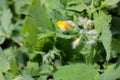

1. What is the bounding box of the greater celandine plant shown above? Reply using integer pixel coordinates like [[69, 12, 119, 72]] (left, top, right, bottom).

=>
[[56, 17, 98, 63], [20, 0, 120, 80]]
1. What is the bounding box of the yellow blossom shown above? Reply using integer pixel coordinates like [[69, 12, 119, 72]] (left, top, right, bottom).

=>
[[56, 21, 70, 31], [85, 20, 93, 29], [79, 17, 93, 29]]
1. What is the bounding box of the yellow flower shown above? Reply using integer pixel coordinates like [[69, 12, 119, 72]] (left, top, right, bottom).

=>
[[56, 21, 70, 31], [79, 17, 93, 29], [85, 20, 93, 28]]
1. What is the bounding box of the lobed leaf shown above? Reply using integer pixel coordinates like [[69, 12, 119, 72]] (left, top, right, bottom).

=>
[[54, 64, 98, 80], [66, 0, 87, 12], [101, 25, 112, 61], [0, 72, 5, 80], [94, 10, 112, 61], [95, 66, 120, 80], [21, 0, 54, 52], [93, 10, 111, 34], [101, 0, 120, 7], [0, 48, 10, 73]]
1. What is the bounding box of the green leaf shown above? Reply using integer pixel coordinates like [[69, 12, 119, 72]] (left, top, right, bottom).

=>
[[0, 48, 10, 72], [40, 64, 52, 74], [54, 64, 98, 80], [34, 36, 55, 52], [4, 71, 13, 80], [21, 0, 54, 52], [13, 0, 32, 14], [37, 32, 55, 40], [95, 66, 120, 80], [0, 27, 5, 44], [94, 0, 102, 7], [10, 60, 19, 76], [13, 75, 25, 80], [93, 10, 111, 34], [56, 33, 73, 39], [66, 0, 87, 12], [41, 0, 62, 13], [94, 12, 102, 34], [0, 72, 5, 80], [1, 9, 13, 34], [84, 0, 92, 5], [24, 61, 39, 76], [14, 71, 34, 80], [94, 10, 112, 61], [111, 38, 120, 53], [0, 35, 5, 44], [34, 32, 55, 52], [101, 24, 112, 61], [4, 47, 19, 76], [101, 0, 120, 7], [60, 0, 68, 7], [0, 0, 7, 9], [21, 70, 34, 80]]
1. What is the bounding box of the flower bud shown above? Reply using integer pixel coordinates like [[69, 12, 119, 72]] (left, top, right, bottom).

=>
[[78, 17, 88, 27], [78, 17, 93, 29], [65, 20, 76, 27], [85, 20, 93, 29], [43, 53, 55, 65], [86, 40, 96, 45], [86, 30, 97, 36], [79, 30, 85, 34], [72, 37, 80, 49]]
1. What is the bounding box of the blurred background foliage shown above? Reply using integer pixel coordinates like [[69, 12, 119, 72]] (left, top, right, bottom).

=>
[[0, 0, 120, 80]]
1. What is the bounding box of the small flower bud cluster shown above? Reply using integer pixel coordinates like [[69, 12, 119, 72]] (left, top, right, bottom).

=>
[[43, 53, 55, 65], [85, 30, 98, 45], [78, 17, 93, 29], [56, 17, 98, 49]]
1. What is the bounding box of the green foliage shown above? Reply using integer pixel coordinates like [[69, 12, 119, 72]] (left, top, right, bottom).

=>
[[95, 65, 120, 80], [24, 61, 39, 76], [101, 0, 120, 7], [93, 10, 111, 34], [0, 72, 5, 80], [13, 71, 34, 80], [41, 0, 62, 13], [13, 0, 32, 14], [21, 0, 120, 79], [101, 21, 112, 61], [0, 48, 10, 73], [0, 9, 13, 44], [111, 38, 120, 53], [21, 0, 54, 53], [0, 0, 6, 9], [93, 10, 112, 61], [54, 64, 98, 80], [0, 0, 120, 80], [65, 0, 87, 12]]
